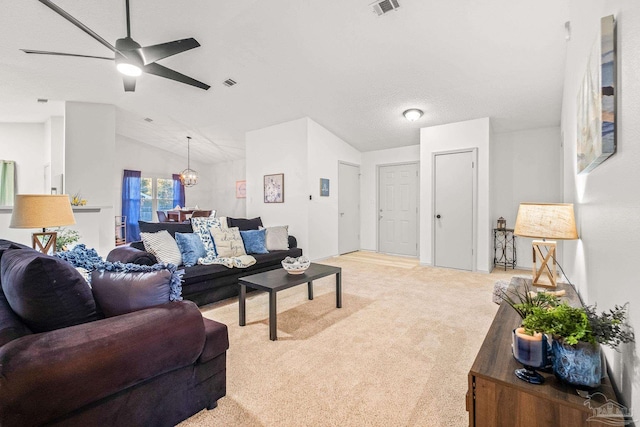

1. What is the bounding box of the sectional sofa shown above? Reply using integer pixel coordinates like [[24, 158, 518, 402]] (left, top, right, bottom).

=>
[[0, 239, 229, 427], [107, 217, 303, 306]]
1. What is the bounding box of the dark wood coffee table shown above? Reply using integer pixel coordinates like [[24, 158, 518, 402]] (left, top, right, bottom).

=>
[[238, 263, 342, 340]]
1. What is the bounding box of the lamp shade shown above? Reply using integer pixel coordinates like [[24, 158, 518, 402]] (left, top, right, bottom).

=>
[[514, 203, 578, 240], [10, 194, 76, 229]]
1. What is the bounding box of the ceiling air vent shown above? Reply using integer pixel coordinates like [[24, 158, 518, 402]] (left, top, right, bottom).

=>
[[144, 117, 153, 123], [223, 78, 237, 87], [370, 0, 399, 16]]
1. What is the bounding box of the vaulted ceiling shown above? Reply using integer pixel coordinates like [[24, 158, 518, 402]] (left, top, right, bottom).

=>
[[0, 0, 570, 163]]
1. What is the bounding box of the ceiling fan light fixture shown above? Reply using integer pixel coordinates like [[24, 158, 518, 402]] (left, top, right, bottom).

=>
[[403, 108, 423, 121], [116, 62, 142, 76]]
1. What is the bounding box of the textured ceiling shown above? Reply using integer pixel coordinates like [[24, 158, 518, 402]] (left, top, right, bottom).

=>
[[0, 0, 570, 163]]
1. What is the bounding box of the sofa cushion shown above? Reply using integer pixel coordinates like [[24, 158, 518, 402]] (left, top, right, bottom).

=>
[[140, 230, 183, 266], [198, 318, 230, 363], [227, 216, 263, 231], [191, 216, 224, 257], [240, 229, 269, 254], [174, 232, 207, 267], [138, 220, 193, 238], [0, 249, 98, 333], [91, 263, 183, 317], [263, 225, 290, 250], [0, 242, 33, 347], [210, 227, 247, 257], [106, 245, 157, 265]]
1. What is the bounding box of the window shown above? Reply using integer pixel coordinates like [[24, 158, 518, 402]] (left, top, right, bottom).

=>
[[140, 177, 174, 221], [157, 178, 174, 211]]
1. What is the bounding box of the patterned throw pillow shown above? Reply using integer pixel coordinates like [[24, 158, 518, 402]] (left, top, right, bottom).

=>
[[190, 217, 223, 257], [263, 225, 289, 251], [210, 227, 247, 257], [140, 230, 182, 266], [240, 229, 269, 254]]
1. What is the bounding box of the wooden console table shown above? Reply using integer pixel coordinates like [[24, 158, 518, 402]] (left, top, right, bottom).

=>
[[467, 282, 621, 427]]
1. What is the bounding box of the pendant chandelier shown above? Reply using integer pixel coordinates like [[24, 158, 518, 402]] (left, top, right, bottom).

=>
[[180, 136, 198, 187]]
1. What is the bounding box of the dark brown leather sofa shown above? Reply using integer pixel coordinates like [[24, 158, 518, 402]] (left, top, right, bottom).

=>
[[0, 239, 228, 427]]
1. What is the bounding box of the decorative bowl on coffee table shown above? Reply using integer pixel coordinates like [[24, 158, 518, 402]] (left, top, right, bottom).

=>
[[281, 256, 310, 274]]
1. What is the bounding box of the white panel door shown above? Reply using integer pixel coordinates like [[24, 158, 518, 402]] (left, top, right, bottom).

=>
[[338, 162, 360, 254], [434, 151, 474, 270], [378, 163, 419, 256]]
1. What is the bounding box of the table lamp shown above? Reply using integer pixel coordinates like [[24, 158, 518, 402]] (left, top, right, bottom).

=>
[[513, 203, 578, 288], [9, 194, 76, 254]]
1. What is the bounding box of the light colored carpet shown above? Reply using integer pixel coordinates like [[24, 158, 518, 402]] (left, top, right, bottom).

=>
[[179, 252, 525, 427]]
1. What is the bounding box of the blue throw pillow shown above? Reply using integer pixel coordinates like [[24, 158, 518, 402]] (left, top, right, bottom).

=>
[[240, 229, 269, 254], [174, 232, 207, 267]]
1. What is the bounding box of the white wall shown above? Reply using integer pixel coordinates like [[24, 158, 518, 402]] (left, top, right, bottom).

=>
[[561, 1, 640, 413], [0, 123, 47, 243], [0, 123, 46, 195], [246, 117, 361, 260], [491, 127, 563, 268], [420, 118, 491, 272], [114, 134, 215, 221], [65, 101, 115, 256], [307, 118, 361, 260], [209, 158, 246, 218], [49, 116, 64, 191], [246, 118, 309, 254], [360, 145, 420, 251]]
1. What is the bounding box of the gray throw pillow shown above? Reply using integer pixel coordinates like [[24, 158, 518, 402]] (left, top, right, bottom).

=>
[[263, 225, 289, 251]]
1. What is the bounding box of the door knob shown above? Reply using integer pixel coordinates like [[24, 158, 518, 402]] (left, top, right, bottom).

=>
[[436, 214, 441, 219]]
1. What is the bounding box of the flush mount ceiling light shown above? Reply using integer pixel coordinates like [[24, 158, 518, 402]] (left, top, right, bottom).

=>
[[403, 109, 423, 121], [180, 136, 198, 187]]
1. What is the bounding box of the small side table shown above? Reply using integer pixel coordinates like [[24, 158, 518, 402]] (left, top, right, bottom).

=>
[[493, 228, 516, 270]]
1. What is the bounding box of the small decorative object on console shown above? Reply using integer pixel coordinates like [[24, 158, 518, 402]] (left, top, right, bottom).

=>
[[512, 327, 549, 384], [497, 216, 506, 229], [281, 256, 310, 274]]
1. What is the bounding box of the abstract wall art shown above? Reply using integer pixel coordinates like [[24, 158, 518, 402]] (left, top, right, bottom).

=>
[[577, 15, 616, 174]]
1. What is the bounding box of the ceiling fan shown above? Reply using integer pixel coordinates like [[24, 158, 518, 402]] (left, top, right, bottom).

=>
[[21, 0, 210, 92]]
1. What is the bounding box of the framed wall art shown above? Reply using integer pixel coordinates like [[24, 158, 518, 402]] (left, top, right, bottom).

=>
[[577, 15, 616, 174], [264, 173, 284, 203], [320, 178, 330, 197], [236, 180, 246, 199]]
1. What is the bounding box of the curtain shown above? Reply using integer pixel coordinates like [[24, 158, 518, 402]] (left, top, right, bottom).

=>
[[172, 174, 185, 208], [0, 160, 16, 206], [122, 169, 142, 242]]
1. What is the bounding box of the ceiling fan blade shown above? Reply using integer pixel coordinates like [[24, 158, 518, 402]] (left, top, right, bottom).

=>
[[140, 38, 201, 65], [143, 63, 210, 90], [39, 0, 119, 54], [21, 49, 113, 60], [123, 75, 136, 92]]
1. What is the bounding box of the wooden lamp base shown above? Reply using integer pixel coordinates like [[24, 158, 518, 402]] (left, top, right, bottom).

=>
[[531, 240, 557, 288], [32, 231, 57, 254]]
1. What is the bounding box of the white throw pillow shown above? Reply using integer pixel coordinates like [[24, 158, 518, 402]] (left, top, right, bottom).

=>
[[263, 225, 289, 251], [140, 230, 183, 266], [210, 226, 247, 257]]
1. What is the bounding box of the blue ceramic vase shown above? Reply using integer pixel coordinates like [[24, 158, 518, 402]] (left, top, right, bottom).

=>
[[552, 340, 601, 389]]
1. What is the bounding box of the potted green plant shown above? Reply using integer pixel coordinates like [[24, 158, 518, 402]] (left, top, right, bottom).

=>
[[500, 283, 560, 384], [499, 282, 559, 319], [48, 227, 81, 252], [522, 303, 634, 389]]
